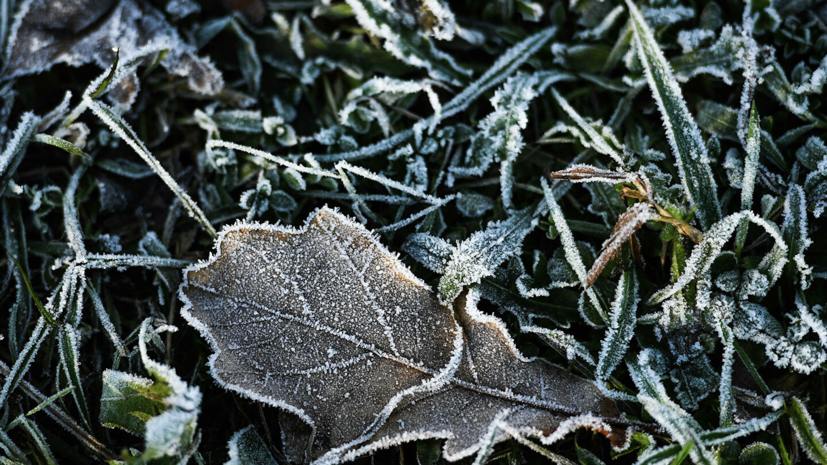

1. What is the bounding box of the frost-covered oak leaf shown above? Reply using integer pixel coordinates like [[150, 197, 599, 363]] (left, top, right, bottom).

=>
[[4, 0, 222, 96], [179, 208, 625, 464]]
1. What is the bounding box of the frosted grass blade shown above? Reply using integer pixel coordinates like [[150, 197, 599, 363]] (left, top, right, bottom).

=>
[[31, 134, 89, 158], [0, 112, 40, 198], [87, 286, 127, 356], [595, 269, 638, 401], [85, 98, 216, 237], [18, 417, 58, 465], [551, 89, 625, 167], [58, 326, 92, 431], [312, 28, 557, 162], [627, 0, 721, 230], [0, 319, 52, 409], [735, 102, 761, 257], [542, 178, 607, 324], [781, 184, 812, 288], [85, 254, 190, 270], [787, 397, 827, 464]]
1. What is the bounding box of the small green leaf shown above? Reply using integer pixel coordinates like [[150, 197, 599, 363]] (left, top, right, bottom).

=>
[[89, 47, 119, 99], [31, 134, 89, 158], [225, 426, 279, 465], [100, 370, 168, 437], [95, 158, 155, 179], [739, 442, 780, 465]]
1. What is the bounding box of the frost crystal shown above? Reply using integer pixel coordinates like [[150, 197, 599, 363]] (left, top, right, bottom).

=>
[[225, 426, 279, 465]]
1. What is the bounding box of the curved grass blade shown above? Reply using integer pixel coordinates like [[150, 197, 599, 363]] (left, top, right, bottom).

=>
[[89, 47, 119, 99], [787, 397, 827, 464], [85, 98, 216, 237], [4, 386, 74, 430], [10, 256, 57, 327], [0, 112, 40, 198], [31, 134, 88, 158]]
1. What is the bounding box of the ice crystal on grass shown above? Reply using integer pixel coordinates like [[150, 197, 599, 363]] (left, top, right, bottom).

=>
[[595, 270, 638, 400], [180, 208, 625, 463], [781, 184, 812, 289], [0, 112, 39, 198], [551, 90, 627, 167]]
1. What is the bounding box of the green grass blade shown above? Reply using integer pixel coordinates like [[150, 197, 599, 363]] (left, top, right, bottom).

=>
[[670, 441, 694, 465], [85, 98, 216, 237], [735, 101, 761, 258], [0, 319, 53, 409], [787, 397, 827, 464], [58, 327, 92, 431], [31, 134, 89, 158], [10, 256, 57, 327], [626, 0, 721, 230], [89, 47, 119, 99]]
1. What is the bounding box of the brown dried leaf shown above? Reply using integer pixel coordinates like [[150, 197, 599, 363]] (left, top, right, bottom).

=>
[[180, 208, 626, 463], [3, 0, 223, 97], [548, 164, 632, 183], [586, 202, 659, 288]]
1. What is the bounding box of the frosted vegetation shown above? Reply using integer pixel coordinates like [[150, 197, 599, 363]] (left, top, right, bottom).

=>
[[0, 0, 826, 464]]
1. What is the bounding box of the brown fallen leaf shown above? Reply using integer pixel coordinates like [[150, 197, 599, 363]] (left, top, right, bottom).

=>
[[3, 0, 223, 97], [586, 202, 659, 289], [180, 208, 629, 463], [548, 164, 633, 184], [548, 164, 703, 288]]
